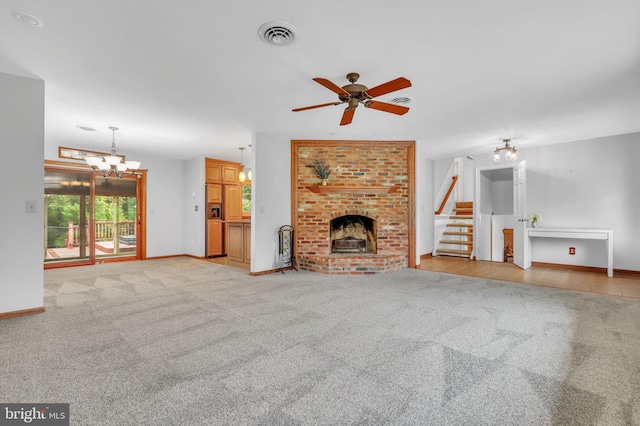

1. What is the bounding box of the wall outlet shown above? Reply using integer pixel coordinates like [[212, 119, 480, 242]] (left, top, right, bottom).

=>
[[569, 247, 576, 255]]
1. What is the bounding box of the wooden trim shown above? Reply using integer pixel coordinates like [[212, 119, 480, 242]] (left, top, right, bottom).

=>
[[306, 185, 400, 194], [0, 306, 45, 321], [532, 261, 640, 277], [435, 175, 458, 215], [137, 170, 147, 260], [145, 254, 206, 260], [407, 142, 416, 268], [58, 146, 125, 162], [291, 141, 299, 270]]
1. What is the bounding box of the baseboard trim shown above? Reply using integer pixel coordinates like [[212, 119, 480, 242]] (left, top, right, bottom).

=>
[[146, 254, 205, 261], [0, 306, 45, 321], [531, 261, 640, 277]]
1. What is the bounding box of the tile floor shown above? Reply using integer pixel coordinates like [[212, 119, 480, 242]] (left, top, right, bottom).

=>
[[208, 255, 640, 299], [419, 256, 640, 299]]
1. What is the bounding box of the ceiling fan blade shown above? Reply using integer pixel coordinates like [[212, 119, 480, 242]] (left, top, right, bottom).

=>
[[292, 101, 343, 112], [340, 107, 356, 126], [364, 100, 410, 115], [365, 77, 412, 98], [313, 78, 351, 96]]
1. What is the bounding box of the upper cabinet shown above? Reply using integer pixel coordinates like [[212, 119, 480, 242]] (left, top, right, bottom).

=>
[[222, 166, 239, 185], [205, 158, 242, 184], [206, 162, 222, 183]]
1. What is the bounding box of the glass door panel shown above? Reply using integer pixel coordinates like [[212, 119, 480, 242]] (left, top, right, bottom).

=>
[[44, 170, 91, 263], [94, 176, 138, 258]]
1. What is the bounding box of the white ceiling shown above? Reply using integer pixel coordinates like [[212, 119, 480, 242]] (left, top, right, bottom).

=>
[[1, 0, 639, 162]]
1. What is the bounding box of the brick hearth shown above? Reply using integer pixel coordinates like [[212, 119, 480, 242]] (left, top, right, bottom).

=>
[[292, 140, 415, 274]]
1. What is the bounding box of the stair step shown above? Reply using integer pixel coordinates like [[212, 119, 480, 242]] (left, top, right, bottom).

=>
[[443, 231, 473, 236], [436, 248, 472, 257], [456, 201, 473, 208], [450, 215, 473, 220], [453, 209, 473, 214], [440, 239, 473, 246], [446, 223, 473, 228]]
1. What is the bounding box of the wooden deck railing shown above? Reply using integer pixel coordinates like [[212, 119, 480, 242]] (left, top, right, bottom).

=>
[[66, 221, 136, 248], [434, 175, 458, 215]]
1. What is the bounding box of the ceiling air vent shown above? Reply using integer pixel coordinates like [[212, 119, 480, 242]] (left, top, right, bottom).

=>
[[258, 21, 298, 46], [389, 97, 411, 105]]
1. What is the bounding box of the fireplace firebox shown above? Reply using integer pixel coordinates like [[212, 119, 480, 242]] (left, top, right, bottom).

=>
[[330, 215, 376, 254]]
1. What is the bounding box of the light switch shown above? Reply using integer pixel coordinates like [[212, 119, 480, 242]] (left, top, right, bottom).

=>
[[25, 200, 37, 213]]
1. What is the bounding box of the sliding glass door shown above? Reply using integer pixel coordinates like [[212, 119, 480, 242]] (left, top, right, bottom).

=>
[[94, 176, 138, 259], [44, 170, 91, 264], [44, 165, 145, 267]]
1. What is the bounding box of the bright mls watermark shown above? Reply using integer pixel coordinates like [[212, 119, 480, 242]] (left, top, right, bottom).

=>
[[0, 404, 69, 425]]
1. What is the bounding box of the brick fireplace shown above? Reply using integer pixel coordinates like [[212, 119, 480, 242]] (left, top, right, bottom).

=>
[[292, 140, 415, 274]]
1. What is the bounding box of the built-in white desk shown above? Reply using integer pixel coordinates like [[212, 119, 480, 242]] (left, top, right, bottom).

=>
[[524, 227, 613, 277]]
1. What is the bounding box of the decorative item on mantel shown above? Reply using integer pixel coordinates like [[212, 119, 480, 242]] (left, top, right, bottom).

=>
[[308, 159, 331, 185], [528, 213, 542, 228]]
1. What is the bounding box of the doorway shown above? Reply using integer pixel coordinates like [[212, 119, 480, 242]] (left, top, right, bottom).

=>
[[474, 161, 526, 265], [44, 164, 146, 267]]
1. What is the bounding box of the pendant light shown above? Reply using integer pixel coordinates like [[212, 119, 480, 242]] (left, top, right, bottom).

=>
[[238, 147, 246, 182]]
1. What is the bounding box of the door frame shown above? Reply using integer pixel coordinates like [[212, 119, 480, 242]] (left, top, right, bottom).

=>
[[474, 160, 526, 263], [44, 160, 147, 268]]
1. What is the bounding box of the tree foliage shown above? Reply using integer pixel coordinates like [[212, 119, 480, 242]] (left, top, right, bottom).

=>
[[46, 195, 137, 248]]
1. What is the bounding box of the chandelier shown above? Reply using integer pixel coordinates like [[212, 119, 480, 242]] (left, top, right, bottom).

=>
[[84, 127, 141, 177], [493, 139, 517, 162]]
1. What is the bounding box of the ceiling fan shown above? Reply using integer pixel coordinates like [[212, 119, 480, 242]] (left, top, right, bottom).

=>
[[292, 72, 412, 126]]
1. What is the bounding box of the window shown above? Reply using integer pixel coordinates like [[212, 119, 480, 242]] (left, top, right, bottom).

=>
[[242, 182, 251, 217]]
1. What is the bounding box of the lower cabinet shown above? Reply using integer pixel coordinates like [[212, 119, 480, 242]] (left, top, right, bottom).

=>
[[206, 220, 223, 256], [227, 222, 250, 268]]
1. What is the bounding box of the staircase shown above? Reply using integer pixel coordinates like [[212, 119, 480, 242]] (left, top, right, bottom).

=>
[[436, 201, 473, 258]]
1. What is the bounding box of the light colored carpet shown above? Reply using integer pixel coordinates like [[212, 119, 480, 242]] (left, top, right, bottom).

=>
[[2, 257, 640, 425]]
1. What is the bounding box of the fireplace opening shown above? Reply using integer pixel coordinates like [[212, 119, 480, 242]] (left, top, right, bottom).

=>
[[330, 215, 376, 254]]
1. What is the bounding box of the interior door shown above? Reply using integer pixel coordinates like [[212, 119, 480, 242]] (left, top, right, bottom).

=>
[[512, 161, 527, 268]]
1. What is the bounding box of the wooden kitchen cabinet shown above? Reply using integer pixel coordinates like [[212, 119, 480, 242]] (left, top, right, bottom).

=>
[[224, 185, 243, 221], [206, 162, 222, 183], [206, 220, 223, 256], [222, 166, 239, 185], [204, 158, 245, 258], [206, 183, 222, 203], [227, 222, 250, 268]]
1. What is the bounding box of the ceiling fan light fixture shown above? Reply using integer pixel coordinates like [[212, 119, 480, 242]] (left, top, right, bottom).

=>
[[258, 21, 298, 46]]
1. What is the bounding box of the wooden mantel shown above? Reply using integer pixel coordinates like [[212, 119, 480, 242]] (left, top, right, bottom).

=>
[[305, 185, 400, 194]]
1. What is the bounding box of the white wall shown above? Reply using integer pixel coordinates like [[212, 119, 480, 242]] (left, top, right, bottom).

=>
[[142, 154, 189, 257], [182, 157, 205, 257], [0, 72, 45, 314], [252, 133, 291, 272], [437, 132, 640, 271], [416, 140, 434, 259]]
